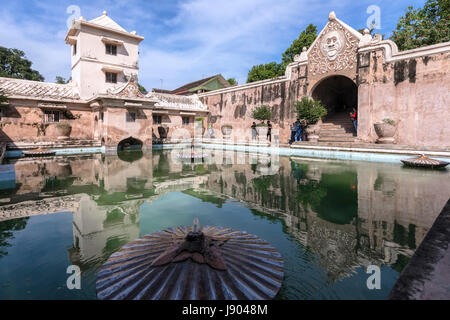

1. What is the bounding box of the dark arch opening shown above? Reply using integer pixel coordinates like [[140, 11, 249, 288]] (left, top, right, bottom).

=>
[[312, 75, 357, 117], [117, 137, 143, 152]]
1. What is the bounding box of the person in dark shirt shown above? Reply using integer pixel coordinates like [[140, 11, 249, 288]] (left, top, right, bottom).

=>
[[290, 122, 297, 144], [267, 120, 272, 142], [251, 122, 257, 140], [294, 118, 302, 142]]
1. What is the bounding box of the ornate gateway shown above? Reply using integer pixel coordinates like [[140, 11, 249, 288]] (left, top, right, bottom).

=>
[[308, 14, 359, 76]]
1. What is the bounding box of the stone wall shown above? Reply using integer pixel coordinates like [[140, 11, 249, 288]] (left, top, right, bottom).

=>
[[357, 46, 450, 147], [102, 107, 153, 150], [199, 78, 302, 143], [0, 101, 95, 144]]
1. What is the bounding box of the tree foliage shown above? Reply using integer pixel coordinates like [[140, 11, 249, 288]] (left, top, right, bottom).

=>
[[294, 97, 327, 125], [247, 62, 284, 83], [281, 24, 317, 67], [138, 83, 147, 94], [251, 105, 272, 121], [0, 89, 7, 104], [55, 76, 68, 84], [227, 77, 237, 86], [247, 24, 317, 83], [391, 0, 450, 51], [0, 46, 44, 81]]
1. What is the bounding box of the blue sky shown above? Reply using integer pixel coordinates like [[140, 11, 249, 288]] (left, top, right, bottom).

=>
[[0, 0, 427, 90]]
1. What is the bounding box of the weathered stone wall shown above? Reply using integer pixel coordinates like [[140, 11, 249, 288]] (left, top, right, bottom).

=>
[[0, 101, 95, 143], [102, 107, 153, 149], [200, 77, 304, 143], [357, 48, 450, 147], [151, 113, 196, 141]]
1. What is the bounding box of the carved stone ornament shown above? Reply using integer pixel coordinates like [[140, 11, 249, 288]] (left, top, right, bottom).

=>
[[108, 75, 145, 98], [309, 21, 359, 76]]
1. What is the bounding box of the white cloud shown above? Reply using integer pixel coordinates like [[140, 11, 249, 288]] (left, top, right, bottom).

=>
[[0, 10, 71, 82], [1, 0, 386, 89]]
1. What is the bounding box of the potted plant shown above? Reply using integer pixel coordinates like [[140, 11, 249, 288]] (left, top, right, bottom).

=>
[[221, 124, 232, 138], [374, 118, 396, 144], [294, 97, 327, 142], [251, 105, 272, 142], [54, 122, 72, 140], [195, 116, 205, 136]]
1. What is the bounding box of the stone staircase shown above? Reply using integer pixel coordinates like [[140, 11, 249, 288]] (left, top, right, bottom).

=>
[[319, 113, 357, 143]]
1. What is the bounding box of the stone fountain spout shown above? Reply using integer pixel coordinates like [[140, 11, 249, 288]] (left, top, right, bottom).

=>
[[151, 218, 228, 270]]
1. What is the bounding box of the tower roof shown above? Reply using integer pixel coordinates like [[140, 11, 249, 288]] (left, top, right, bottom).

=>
[[89, 11, 127, 32]]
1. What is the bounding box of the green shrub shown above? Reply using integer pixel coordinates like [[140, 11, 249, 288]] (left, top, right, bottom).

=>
[[382, 118, 395, 126], [251, 105, 272, 121], [294, 97, 327, 125]]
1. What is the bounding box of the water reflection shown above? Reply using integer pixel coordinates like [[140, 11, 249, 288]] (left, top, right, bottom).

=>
[[0, 150, 449, 298]]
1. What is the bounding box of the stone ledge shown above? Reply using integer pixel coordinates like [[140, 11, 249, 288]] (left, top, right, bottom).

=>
[[291, 142, 450, 158], [389, 199, 450, 300]]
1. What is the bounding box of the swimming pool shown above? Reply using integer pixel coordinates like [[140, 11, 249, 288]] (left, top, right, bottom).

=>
[[0, 148, 449, 299]]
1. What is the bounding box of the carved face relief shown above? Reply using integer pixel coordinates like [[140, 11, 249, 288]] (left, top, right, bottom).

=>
[[320, 31, 344, 61]]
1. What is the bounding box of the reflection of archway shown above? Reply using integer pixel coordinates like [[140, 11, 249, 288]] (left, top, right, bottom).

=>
[[117, 137, 143, 152], [312, 76, 357, 117]]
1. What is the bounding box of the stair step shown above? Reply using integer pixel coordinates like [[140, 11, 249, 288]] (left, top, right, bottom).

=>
[[321, 128, 354, 133], [319, 137, 357, 142], [321, 125, 352, 129], [320, 133, 356, 138]]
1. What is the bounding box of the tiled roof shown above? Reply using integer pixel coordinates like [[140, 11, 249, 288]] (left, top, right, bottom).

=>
[[170, 74, 231, 95], [0, 77, 80, 101]]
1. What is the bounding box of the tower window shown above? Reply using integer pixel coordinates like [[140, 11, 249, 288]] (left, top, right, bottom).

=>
[[126, 112, 136, 122], [105, 72, 117, 83], [182, 116, 190, 125], [72, 44, 77, 56], [105, 43, 117, 55], [153, 115, 162, 124], [44, 110, 60, 123]]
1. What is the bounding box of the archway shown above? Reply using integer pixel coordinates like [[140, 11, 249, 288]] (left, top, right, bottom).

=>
[[311, 75, 357, 118], [117, 137, 143, 152]]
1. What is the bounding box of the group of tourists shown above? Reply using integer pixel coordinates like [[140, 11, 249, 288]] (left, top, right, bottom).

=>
[[251, 121, 273, 142], [289, 119, 307, 144]]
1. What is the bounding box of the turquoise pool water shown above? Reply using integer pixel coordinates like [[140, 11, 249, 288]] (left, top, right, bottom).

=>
[[0, 149, 449, 300]]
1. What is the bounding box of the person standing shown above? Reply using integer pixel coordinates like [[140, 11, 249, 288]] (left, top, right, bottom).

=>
[[208, 124, 214, 138], [267, 120, 272, 142], [251, 122, 257, 141], [350, 108, 357, 133], [301, 119, 308, 141], [290, 122, 297, 144], [294, 118, 302, 142]]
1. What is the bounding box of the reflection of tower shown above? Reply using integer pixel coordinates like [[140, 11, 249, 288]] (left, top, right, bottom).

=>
[[67, 154, 153, 270], [68, 194, 141, 270]]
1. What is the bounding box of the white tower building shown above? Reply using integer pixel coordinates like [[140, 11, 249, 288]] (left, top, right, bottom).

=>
[[65, 11, 144, 99]]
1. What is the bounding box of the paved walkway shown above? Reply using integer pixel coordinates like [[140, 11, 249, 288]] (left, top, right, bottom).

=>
[[389, 199, 450, 300]]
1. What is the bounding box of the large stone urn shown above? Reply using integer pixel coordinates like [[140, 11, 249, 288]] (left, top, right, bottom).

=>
[[256, 126, 268, 143], [374, 122, 396, 144], [305, 124, 321, 143], [221, 125, 232, 140], [54, 122, 72, 140], [194, 120, 205, 137]]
